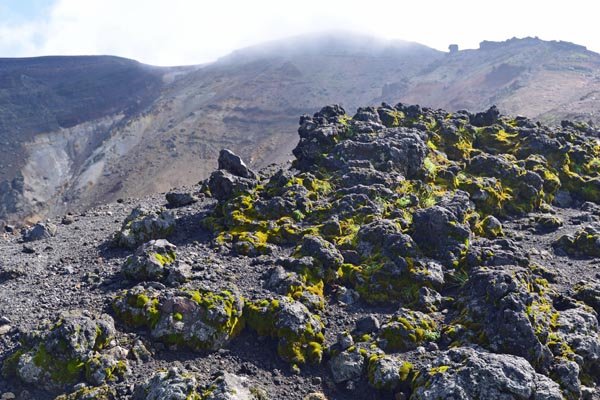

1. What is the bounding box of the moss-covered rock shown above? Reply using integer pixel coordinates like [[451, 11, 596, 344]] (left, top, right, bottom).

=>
[[475, 215, 504, 238], [367, 354, 413, 391], [244, 297, 324, 367], [2, 312, 128, 393], [121, 239, 177, 282], [113, 285, 244, 351], [378, 308, 439, 352]]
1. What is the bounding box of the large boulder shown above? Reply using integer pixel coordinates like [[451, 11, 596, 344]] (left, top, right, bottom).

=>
[[457, 267, 554, 372], [112, 285, 244, 351], [121, 239, 178, 282], [218, 149, 257, 179], [330, 128, 427, 178], [115, 206, 175, 249], [411, 347, 563, 400], [411, 204, 471, 265], [22, 222, 57, 242], [245, 297, 324, 366], [133, 367, 199, 400], [208, 170, 257, 202], [3, 312, 128, 392]]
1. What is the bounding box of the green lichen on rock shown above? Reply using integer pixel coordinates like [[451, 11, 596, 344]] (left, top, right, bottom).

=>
[[244, 297, 324, 366], [112, 285, 162, 329], [367, 354, 413, 390], [553, 225, 600, 257], [475, 215, 504, 238], [112, 285, 244, 351], [378, 308, 439, 352], [121, 239, 177, 282], [2, 312, 128, 393], [411, 347, 563, 400]]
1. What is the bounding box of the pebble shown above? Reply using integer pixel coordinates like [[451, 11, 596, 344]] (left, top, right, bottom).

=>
[[0, 325, 11, 335]]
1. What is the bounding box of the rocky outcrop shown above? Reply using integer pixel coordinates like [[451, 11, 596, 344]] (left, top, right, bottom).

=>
[[2, 103, 600, 399]]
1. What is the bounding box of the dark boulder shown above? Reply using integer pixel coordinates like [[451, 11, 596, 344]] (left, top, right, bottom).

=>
[[217, 149, 257, 179]]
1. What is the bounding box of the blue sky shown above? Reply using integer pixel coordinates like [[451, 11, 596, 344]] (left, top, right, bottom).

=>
[[0, 0, 54, 22], [1, 0, 599, 66]]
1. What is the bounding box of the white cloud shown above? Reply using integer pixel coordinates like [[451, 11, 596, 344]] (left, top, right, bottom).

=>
[[0, 0, 599, 66]]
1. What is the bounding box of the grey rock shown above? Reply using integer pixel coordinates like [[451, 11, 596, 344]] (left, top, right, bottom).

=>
[[367, 355, 410, 390], [150, 287, 244, 351], [208, 170, 257, 201], [205, 372, 264, 400], [337, 332, 354, 350], [552, 360, 581, 399], [411, 347, 562, 400], [554, 307, 600, 374], [412, 204, 471, 265], [266, 266, 302, 295], [573, 279, 600, 316], [336, 286, 359, 305], [218, 149, 257, 179], [459, 267, 554, 372], [331, 128, 427, 178], [131, 339, 152, 362], [122, 239, 177, 282], [297, 235, 344, 277], [470, 105, 500, 127], [9, 312, 127, 391], [61, 215, 75, 225], [115, 206, 176, 249], [329, 349, 365, 383], [354, 315, 380, 334], [22, 222, 57, 242], [166, 191, 198, 207], [0, 324, 11, 336], [133, 367, 198, 400], [554, 190, 574, 208], [165, 261, 192, 285]]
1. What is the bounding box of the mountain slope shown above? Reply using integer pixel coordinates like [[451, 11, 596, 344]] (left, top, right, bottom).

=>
[[393, 37, 600, 123], [2, 34, 600, 225]]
